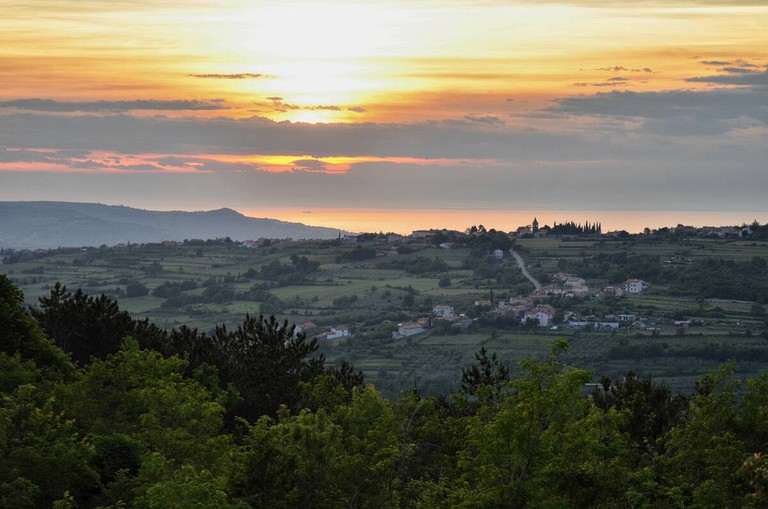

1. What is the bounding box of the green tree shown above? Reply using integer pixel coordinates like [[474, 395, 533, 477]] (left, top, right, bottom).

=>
[[32, 283, 134, 364], [137, 462, 240, 509], [0, 275, 72, 377], [653, 364, 747, 507], [125, 281, 149, 298], [232, 410, 344, 508], [460, 346, 509, 399], [212, 314, 322, 420], [56, 340, 234, 471], [592, 371, 688, 462], [331, 386, 405, 508], [453, 340, 628, 507], [0, 385, 99, 507]]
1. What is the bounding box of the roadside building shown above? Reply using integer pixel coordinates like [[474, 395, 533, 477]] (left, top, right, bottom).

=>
[[523, 304, 556, 327]]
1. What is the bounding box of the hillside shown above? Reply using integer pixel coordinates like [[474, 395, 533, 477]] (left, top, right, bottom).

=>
[[4, 232, 767, 397], [0, 201, 343, 248]]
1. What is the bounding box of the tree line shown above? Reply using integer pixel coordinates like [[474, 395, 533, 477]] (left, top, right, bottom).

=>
[[2, 274, 768, 507]]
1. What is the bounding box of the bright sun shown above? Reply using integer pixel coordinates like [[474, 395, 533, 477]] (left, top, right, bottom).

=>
[[187, 1, 407, 121], [238, 3, 394, 60], [289, 110, 337, 124]]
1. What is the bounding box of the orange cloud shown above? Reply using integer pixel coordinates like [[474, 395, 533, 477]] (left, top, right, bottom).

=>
[[0, 149, 505, 175], [200, 154, 505, 174]]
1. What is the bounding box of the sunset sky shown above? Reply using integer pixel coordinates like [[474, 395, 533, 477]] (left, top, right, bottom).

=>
[[1, 0, 767, 232]]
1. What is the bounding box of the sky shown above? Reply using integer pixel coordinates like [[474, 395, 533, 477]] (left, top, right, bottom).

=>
[[1, 0, 767, 232]]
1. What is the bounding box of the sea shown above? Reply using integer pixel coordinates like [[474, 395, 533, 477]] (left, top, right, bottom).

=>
[[240, 208, 768, 236]]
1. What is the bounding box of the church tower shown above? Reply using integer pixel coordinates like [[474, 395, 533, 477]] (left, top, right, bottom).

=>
[[532, 217, 539, 233]]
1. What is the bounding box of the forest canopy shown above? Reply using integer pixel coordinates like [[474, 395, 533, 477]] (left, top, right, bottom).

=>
[[1, 274, 768, 508]]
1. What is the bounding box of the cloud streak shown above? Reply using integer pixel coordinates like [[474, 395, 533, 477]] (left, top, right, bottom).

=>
[[686, 70, 768, 86], [190, 73, 274, 79], [258, 97, 366, 114], [551, 88, 768, 134], [594, 66, 653, 73], [0, 98, 228, 112]]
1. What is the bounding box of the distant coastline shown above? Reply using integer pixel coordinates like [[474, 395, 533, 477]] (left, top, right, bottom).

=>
[[239, 207, 768, 236]]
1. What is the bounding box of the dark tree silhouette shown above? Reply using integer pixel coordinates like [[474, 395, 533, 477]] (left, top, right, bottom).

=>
[[461, 346, 510, 397], [213, 314, 323, 420]]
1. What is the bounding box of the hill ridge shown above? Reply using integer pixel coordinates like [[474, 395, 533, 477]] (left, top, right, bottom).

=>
[[0, 201, 343, 249]]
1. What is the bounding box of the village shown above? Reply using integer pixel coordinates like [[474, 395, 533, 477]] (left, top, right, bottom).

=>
[[389, 271, 651, 341], [284, 217, 666, 344]]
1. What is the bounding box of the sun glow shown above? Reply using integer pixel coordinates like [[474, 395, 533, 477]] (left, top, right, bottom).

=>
[[182, 2, 405, 121], [5, 0, 762, 124], [237, 3, 398, 60]]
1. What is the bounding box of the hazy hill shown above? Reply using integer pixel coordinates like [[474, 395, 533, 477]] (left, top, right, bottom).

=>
[[0, 201, 343, 249]]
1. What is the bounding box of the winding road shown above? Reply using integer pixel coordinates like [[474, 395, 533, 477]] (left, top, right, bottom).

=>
[[510, 248, 541, 290]]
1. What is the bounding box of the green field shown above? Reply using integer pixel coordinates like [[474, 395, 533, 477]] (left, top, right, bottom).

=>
[[3, 234, 767, 397]]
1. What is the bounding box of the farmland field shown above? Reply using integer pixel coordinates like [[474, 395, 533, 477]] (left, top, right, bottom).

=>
[[3, 233, 767, 397]]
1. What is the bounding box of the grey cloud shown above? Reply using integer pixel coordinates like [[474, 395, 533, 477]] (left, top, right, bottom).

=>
[[699, 59, 762, 68], [594, 66, 652, 73], [70, 159, 105, 169], [0, 111, 605, 161], [2, 108, 767, 214], [262, 97, 361, 113], [685, 70, 768, 86], [640, 117, 736, 137], [291, 159, 330, 171], [463, 115, 504, 125], [721, 67, 757, 74], [69, 159, 172, 172], [571, 82, 628, 87], [67, 158, 186, 172], [0, 147, 54, 163], [733, 59, 761, 68], [110, 164, 162, 172], [264, 98, 301, 111], [155, 156, 195, 167], [551, 88, 768, 133], [5, 148, 767, 215], [1, 101, 764, 178], [0, 147, 93, 164], [0, 98, 229, 112]]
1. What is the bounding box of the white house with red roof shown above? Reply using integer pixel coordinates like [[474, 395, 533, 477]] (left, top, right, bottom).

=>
[[393, 322, 427, 339], [523, 304, 556, 327]]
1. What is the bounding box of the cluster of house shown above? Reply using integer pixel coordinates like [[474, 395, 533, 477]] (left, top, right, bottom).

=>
[[295, 321, 351, 341], [392, 304, 473, 339], [477, 275, 649, 329], [603, 279, 647, 297], [670, 224, 748, 238], [536, 272, 590, 298], [304, 275, 650, 341], [391, 273, 651, 338]]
